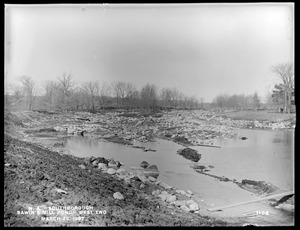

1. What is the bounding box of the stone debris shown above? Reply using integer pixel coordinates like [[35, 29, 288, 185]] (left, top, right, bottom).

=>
[[144, 165, 160, 178], [98, 163, 108, 171], [158, 181, 173, 190], [113, 192, 124, 200], [116, 168, 126, 174], [148, 176, 157, 182], [140, 161, 150, 169], [78, 164, 86, 170], [186, 190, 193, 195], [106, 168, 116, 175], [55, 188, 68, 194]]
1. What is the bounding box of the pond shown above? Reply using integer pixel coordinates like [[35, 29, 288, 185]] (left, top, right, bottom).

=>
[[63, 128, 294, 226]]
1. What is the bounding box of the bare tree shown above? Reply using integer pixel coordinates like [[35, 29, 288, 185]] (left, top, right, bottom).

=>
[[124, 82, 137, 109], [11, 84, 24, 104], [43, 80, 57, 110], [19, 76, 36, 110], [140, 84, 158, 111], [111, 81, 128, 109], [252, 92, 261, 111], [271, 63, 294, 113], [160, 88, 173, 108], [96, 82, 111, 110], [57, 72, 76, 110], [83, 81, 98, 110]]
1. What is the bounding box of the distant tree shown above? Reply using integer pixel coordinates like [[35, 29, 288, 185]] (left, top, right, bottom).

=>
[[96, 82, 112, 110], [11, 84, 24, 104], [42, 80, 57, 110], [160, 88, 173, 108], [19, 76, 36, 110], [271, 63, 294, 113], [111, 81, 128, 109], [252, 92, 261, 111], [213, 93, 229, 111], [83, 81, 98, 110], [140, 84, 158, 111], [57, 72, 76, 110], [124, 82, 137, 109]]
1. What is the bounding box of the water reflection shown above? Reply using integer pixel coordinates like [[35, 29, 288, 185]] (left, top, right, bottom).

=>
[[65, 128, 294, 226]]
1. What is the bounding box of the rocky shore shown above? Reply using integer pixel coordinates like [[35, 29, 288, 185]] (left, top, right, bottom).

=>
[[4, 109, 294, 226], [4, 133, 236, 227]]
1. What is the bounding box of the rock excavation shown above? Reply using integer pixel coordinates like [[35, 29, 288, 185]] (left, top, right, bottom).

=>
[[4, 108, 294, 226]]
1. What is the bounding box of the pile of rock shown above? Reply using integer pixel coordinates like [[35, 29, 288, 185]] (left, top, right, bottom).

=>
[[177, 148, 201, 162], [151, 188, 200, 213]]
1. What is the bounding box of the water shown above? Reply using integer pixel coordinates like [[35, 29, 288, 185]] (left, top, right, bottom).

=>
[[64, 129, 294, 226]]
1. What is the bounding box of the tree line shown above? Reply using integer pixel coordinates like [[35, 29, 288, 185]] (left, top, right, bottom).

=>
[[7, 74, 201, 112]]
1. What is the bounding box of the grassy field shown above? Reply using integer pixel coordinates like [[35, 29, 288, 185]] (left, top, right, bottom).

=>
[[222, 110, 296, 122]]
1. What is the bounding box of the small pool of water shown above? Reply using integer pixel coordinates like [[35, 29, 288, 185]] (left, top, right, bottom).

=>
[[63, 128, 294, 226]]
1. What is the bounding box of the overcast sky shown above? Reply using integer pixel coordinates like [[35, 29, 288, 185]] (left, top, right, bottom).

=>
[[5, 3, 294, 102]]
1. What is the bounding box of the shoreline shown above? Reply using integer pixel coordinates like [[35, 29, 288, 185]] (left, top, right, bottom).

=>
[[4, 109, 294, 226]]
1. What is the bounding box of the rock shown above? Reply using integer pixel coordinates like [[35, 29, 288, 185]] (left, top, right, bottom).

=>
[[144, 165, 160, 178], [113, 192, 124, 200], [177, 148, 201, 162], [176, 190, 187, 195], [172, 200, 186, 207], [158, 194, 167, 201], [4, 163, 10, 167], [116, 168, 126, 174], [186, 193, 192, 198], [241, 137, 247, 140], [180, 206, 191, 212], [140, 183, 145, 189], [106, 168, 116, 175], [166, 195, 177, 203], [98, 163, 108, 171], [159, 181, 173, 190], [98, 157, 109, 165], [137, 174, 148, 183], [90, 156, 96, 163], [140, 161, 149, 169], [186, 200, 199, 211], [161, 191, 169, 195], [148, 176, 157, 182], [78, 164, 86, 170], [55, 188, 68, 194], [116, 161, 123, 168], [186, 190, 193, 195], [53, 142, 64, 147], [151, 189, 160, 196], [108, 158, 118, 169]]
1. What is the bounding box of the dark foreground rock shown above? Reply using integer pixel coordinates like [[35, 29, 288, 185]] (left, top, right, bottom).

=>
[[4, 134, 232, 227], [177, 148, 201, 162]]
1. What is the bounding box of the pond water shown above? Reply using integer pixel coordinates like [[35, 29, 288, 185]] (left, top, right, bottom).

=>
[[63, 128, 294, 226]]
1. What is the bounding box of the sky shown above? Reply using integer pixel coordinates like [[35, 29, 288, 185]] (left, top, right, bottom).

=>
[[5, 3, 294, 102]]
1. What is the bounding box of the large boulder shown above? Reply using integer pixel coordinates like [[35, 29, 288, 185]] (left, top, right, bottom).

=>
[[177, 148, 201, 162], [144, 165, 159, 179]]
